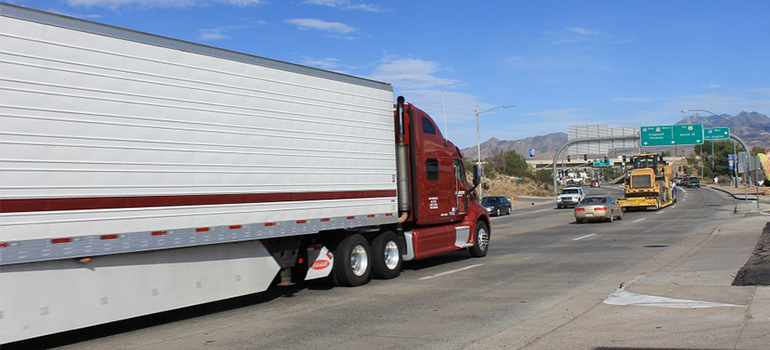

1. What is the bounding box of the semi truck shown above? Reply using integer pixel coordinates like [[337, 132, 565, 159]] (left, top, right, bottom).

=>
[[619, 153, 674, 211], [0, 4, 491, 344]]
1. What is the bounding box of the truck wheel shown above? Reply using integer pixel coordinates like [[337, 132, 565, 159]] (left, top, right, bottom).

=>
[[334, 234, 371, 287], [469, 221, 490, 258], [371, 231, 402, 279]]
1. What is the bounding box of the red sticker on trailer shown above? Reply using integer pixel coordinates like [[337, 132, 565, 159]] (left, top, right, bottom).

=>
[[311, 260, 331, 270]]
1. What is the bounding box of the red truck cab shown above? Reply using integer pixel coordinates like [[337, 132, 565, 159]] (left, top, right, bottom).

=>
[[395, 97, 490, 260]]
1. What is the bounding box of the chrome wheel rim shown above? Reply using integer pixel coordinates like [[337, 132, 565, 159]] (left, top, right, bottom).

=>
[[350, 244, 369, 277], [477, 226, 489, 251], [383, 240, 400, 270]]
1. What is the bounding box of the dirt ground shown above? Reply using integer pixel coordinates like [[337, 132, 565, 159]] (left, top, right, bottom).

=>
[[481, 175, 554, 199]]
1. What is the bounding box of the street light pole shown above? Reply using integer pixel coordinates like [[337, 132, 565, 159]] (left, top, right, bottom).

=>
[[681, 109, 737, 186], [476, 105, 514, 197]]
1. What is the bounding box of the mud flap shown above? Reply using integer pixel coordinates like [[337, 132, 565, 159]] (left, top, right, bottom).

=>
[[304, 245, 334, 281]]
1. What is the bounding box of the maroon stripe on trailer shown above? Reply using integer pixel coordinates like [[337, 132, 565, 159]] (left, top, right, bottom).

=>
[[0, 190, 397, 213]]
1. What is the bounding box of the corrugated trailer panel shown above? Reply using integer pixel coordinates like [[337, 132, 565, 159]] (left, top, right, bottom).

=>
[[0, 10, 397, 242]]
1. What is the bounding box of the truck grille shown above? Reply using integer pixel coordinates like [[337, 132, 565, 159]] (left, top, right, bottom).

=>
[[631, 175, 652, 189]]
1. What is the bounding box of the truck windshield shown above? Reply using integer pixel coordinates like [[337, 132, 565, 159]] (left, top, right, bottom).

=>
[[562, 189, 580, 194]]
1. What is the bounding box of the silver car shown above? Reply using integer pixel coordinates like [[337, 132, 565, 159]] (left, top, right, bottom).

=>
[[574, 196, 622, 223]]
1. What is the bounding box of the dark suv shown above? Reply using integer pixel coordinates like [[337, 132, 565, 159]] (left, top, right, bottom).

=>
[[481, 196, 512, 216]]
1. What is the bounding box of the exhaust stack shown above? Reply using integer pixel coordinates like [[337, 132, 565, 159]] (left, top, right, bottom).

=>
[[395, 96, 411, 220]]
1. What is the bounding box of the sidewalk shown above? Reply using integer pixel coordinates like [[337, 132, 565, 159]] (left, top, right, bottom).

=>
[[467, 202, 770, 349]]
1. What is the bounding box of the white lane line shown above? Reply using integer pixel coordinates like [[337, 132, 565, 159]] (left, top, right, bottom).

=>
[[633, 218, 646, 223], [657, 210, 666, 215], [419, 263, 484, 280], [573, 233, 597, 241], [530, 208, 550, 213]]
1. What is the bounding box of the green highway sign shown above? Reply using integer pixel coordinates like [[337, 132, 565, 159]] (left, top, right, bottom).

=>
[[640, 124, 703, 146], [673, 124, 704, 145], [704, 127, 730, 140], [640, 125, 673, 146], [592, 159, 612, 167]]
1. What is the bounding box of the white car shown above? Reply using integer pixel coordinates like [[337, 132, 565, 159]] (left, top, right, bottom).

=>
[[557, 187, 585, 209]]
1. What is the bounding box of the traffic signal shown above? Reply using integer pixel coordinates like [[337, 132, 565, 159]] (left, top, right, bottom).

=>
[[584, 154, 588, 161], [622, 155, 627, 163], [567, 155, 571, 162]]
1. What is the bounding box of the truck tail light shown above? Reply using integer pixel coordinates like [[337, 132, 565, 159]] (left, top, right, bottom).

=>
[[51, 238, 72, 244]]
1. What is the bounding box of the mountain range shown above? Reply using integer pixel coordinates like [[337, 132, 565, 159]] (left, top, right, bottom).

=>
[[462, 111, 770, 160]]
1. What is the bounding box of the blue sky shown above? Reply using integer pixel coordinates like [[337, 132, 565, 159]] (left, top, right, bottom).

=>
[[7, 0, 770, 149]]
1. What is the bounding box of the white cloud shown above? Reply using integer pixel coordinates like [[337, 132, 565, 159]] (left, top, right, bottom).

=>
[[701, 83, 721, 89], [198, 25, 246, 41], [568, 27, 599, 35], [368, 58, 458, 89], [751, 88, 770, 96], [303, 0, 385, 12], [67, 0, 263, 9], [286, 18, 356, 33], [301, 57, 341, 70], [612, 97, 652, 103]]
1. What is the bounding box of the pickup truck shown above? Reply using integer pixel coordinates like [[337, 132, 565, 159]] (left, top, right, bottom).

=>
[[557, 187, 585, 208], [687, 176, 701, 188]]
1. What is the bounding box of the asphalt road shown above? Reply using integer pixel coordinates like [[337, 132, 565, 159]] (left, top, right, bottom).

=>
[[30, 185, 736, 350]]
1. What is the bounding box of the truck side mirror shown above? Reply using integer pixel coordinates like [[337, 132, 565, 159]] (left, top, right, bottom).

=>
[[473, 164, 481, 186], [481, 182, 490, 191]]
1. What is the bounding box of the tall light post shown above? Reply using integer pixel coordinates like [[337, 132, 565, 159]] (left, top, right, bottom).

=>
[[476, 105, 514, 197], [681, 109, 738, 186]]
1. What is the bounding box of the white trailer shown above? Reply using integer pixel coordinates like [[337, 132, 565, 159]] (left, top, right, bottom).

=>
[[0, 4, 492, 344], [0, 4, 400, 343]]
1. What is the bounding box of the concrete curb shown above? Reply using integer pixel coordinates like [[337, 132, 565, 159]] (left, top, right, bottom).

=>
[[709, 185, 770, 203], [515, 195, 555, 200], [733, 222, 770, 286]]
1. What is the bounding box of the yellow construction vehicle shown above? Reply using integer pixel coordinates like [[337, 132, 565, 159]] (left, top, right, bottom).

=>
[[619, 153, 674, 211]]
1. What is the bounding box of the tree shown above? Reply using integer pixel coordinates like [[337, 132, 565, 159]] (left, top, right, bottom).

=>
[[485, 149, 530, 178], [694, 141, 746, 177], [752, 146, 767, 155]]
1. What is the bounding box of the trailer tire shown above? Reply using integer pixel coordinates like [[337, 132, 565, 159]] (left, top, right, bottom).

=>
[[469, 221, 490, 258], [371, 231, 402, 279], [334, 234, 372, 287]]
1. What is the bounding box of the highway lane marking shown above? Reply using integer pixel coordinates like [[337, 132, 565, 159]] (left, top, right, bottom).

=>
[[633, 218, 646, 223], [500, 223, 566, 237], [573, 233, 597, 241], [419, 263, 484, 280], [657, 210, 666, 215]]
